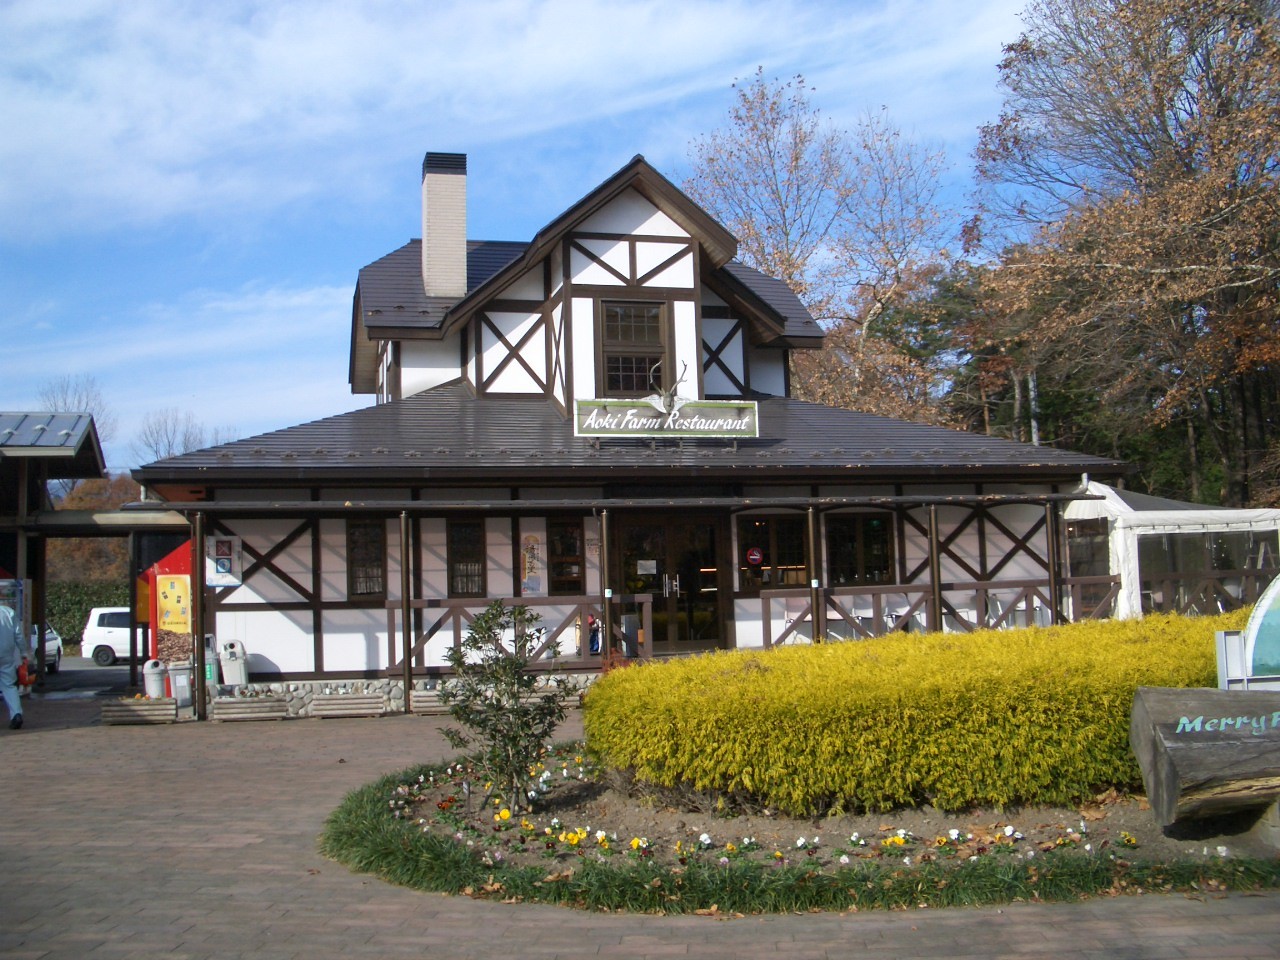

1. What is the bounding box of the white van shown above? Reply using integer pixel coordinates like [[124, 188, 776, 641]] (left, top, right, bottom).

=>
[[82, 607, 145, 666]]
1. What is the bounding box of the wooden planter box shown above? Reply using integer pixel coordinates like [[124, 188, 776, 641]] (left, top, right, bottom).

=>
[[212, 696, 289, 722], [101, 698, 177, 725], [310, 693, 385, 719]]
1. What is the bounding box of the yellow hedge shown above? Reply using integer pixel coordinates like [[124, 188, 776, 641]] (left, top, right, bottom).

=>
[[582, 610, 1248, 814]]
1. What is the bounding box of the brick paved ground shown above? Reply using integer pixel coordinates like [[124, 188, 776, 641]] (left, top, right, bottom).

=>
[[2, 689, 1278, 960]]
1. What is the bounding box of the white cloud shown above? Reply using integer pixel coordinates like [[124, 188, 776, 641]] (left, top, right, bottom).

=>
[[0, 0, 1024, 242], [3, 282, 364, 469]]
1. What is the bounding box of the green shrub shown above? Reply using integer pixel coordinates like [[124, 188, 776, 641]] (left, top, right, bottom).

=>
[[582, 610, 1248, 815], [437, 601, 572, 813], [46, 581, 130, 645]]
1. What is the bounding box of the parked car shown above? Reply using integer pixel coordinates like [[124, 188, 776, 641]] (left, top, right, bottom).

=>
[[82, 607, 145, 666], [27, 624, 62, 673]]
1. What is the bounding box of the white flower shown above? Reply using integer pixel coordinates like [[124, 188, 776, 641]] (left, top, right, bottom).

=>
[[948, 828, 960, 841], [1084, 843, 1092, 852], [699, 832, 713, 848], [903, 856, 912, 866], [850, 832, 861, 844], [1003, 825, 1015, 837], [839, 854, 850, 865], [812, 836, 820, 847], [796, 837, 807, 848], [1217, 845, 1229, 857], [896, 828, 909, 839]]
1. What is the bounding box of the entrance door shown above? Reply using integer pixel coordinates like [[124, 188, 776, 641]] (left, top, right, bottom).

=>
[[615, 516, 723, 654]]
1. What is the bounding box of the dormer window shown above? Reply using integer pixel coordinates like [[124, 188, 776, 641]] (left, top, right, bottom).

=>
[[601, 301, 667, 396]]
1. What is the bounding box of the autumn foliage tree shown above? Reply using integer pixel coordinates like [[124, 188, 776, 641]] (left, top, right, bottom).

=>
[[46, 474, 141, 582], [685, 70, 957, 424], [972, 0, 1280, 504]]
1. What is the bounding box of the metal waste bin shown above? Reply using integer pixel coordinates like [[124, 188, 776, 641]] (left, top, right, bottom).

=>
[[169, 661, 194, 708], [219, 640, 247, 687], [202, 634, 221, 685], [143, 659, 167, 699]]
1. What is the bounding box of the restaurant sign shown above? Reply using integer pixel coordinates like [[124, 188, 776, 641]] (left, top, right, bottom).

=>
[[574, 398, 759, 438]]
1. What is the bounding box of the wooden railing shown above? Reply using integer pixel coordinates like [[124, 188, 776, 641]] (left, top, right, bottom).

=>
[[1140, 568, 1274, 616], [385, 594, 653, 674], [760, 576, 1123, 646]]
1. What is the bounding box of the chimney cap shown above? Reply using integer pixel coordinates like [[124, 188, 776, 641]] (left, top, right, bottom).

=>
[[422, 152, 467, 178]]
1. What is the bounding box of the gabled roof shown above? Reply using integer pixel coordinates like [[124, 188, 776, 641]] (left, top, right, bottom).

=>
[[136, 381, 1125, 487], [351, 155, 823, 390], [0, 412, 105, 479], [440, 155, 738, 329]]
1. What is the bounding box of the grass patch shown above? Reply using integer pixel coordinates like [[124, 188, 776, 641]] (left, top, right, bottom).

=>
[[319, 755, 1280, 914]]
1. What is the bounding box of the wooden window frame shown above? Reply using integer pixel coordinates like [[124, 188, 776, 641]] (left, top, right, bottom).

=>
[[346, 518, 387, 600], [736, 514, 808, 597], [447, 518, 487, 598], [547, 518, 586, 596], [598, 299, 670, 397], [826, 514, 895, 586]]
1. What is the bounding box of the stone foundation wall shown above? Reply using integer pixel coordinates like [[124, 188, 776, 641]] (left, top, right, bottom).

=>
[[209, 674, 589, 718], [209, 678, 435, 717]]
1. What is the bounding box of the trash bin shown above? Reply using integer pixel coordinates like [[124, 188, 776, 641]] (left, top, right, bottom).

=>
[[202, 634, 221, 685], [219, 640, 247, 687], [143, 659, 167, 699], [169, 661, 194, 708]]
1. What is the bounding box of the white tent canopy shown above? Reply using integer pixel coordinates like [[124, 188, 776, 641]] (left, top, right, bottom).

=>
[[1064, 482, 1280, 619]]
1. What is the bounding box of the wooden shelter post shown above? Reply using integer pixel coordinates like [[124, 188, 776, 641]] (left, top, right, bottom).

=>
[[599, 508, 612, 657], [1045, 503, 1063, 625], [192, 511, 208, 720], [807, 505, 822, 641], [400, 511, 413, 713], [927, 505, 943, 632]]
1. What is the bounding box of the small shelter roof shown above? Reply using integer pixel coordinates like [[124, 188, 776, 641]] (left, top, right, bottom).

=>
[[1064, 481, 1280, 533], [0, 412, 105, 479]]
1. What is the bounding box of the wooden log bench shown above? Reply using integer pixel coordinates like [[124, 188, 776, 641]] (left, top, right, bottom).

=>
[[310, 693, 386, 718], [212, 696, 289, 722], [1130, 686, 1280, 827]]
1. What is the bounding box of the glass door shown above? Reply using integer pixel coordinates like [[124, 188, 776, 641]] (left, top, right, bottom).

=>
[[616, 516, 723, 654]]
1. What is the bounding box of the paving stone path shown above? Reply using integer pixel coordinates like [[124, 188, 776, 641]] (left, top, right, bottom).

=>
[[2, 693, 1278, 960]]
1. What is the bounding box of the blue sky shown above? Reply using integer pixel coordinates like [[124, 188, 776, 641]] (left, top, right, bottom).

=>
[[0, 0, 1026, 471]]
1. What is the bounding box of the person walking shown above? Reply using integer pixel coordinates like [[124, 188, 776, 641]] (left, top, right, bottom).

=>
[[0, 603, 26, 729]]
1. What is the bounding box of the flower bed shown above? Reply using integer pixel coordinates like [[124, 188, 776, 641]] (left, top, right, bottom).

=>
[[321, 741, 1280, 912]]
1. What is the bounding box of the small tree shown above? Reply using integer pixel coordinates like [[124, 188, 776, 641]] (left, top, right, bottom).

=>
[[437, 601, 571, 813]]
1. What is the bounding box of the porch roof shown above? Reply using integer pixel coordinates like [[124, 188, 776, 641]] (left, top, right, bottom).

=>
[[132, 383, 1126, 488], [124, 490, 1104, 520]]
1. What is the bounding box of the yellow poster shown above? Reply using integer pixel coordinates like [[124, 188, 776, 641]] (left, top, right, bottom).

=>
[[157, 576, 191, 634]]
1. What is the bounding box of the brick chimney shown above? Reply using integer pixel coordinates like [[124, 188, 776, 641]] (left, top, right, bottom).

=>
[[421, 152, 467, 298]]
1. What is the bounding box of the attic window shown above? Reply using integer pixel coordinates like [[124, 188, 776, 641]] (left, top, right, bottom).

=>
[[600, 301, 667, 397]]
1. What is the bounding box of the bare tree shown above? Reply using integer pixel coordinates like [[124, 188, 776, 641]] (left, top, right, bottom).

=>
[[36, 373, 117, 445], [133, 408, 208, 463], [686, 70, 956, 423]]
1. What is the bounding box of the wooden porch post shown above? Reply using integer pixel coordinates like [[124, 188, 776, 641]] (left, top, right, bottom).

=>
[[400, 511, 413, 714], [192, 511, 207, 721], [600, 508, 612, 658], [927, 505, 943, 633], [1045, 503, 1063, 625], [807, 506, 823, 641]]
